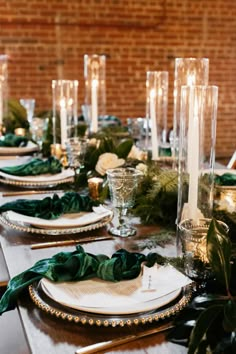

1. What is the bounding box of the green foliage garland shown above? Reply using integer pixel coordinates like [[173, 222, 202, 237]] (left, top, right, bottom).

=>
[[133, 165, 188, 229]]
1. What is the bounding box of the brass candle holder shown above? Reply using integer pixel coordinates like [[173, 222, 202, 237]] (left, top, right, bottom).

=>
[[14, 128, 26, 136], [50, 143, 63, 159], [50, 143, 68, 167], [88, 177, 103, 200]]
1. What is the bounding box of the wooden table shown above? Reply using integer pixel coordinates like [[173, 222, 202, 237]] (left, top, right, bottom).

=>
[[0, 216, 187, 354]]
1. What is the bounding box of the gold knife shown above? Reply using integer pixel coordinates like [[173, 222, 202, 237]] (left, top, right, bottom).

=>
[[2, 190, 65, 197], [75, 322, 174, 354], [31, 235, 114, 250]]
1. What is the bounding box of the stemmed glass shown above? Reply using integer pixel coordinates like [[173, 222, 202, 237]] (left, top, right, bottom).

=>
[[30, 117, 48, 150], [106, 167, 143, 237], [65, 137, 88, 176], [20, 98, 35, 124]]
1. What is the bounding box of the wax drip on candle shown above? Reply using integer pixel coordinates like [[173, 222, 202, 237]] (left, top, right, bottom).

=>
[[150, 89, 159, 160], [91, 78, 98, 133]]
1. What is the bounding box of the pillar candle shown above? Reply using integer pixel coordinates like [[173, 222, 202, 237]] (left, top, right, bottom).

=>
[[60, 98, 67, 147], [91, 79, 98, 133], [150, 89, 158, 160], [187, 88, 199, 220]]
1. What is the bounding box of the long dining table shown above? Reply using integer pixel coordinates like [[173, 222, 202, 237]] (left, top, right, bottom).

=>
[[0, 184, 187, 354]]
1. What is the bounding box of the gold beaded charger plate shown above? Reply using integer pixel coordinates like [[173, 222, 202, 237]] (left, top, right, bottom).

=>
[[29, 279, 192, 327], [0, 168, 75, 188], [0, 208, 113, 235], [0, 142, 39, 156]]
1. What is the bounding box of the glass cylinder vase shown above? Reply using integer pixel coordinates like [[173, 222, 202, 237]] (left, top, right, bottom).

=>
[[52, 79, 79, 147], [84, 54, 106, 134], [0, 54, 8, 133], [177, 85, 218, 231], [146, 71, 169, 160], [172, 58, 209, 161]]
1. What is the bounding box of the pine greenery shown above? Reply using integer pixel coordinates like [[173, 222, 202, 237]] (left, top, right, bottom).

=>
[[133, 166, 188, 228]]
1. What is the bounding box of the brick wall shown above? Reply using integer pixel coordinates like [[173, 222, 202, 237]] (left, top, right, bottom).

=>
[[0, 0, 235, 160]]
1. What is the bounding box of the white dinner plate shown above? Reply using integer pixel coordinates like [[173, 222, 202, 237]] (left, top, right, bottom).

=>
[[214, 168, 236, 176], [0, 168, 75, 183], [0, 141, 39, 155], [40, 265, 192, 315], [0, 168, 75, 187], [5, 206, 112, 229], [0, 206, 113, 235]]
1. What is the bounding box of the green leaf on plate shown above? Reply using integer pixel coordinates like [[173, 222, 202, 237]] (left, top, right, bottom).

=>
[[207, 218, 232, 291]]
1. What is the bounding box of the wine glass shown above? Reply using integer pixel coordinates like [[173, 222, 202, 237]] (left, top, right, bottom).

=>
[[65, 137, 88, 175], [20, 98, 35, 124], [31, 117, 48, 150], [106, 167, 143, 237]]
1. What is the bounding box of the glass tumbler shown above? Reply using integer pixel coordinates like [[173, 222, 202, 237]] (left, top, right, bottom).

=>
[[178, 218, 229, 281]]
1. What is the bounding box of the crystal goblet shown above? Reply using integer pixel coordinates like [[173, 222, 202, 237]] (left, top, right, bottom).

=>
[[106, 167, 143, 237], [65, 137, 88, 175]]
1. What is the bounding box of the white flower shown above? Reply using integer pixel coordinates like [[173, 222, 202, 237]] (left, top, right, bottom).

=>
[[128, 145, 146, 160], [95, 153, 125, 176], [89, 138, 100, 147], [136, 163, 148, 175]]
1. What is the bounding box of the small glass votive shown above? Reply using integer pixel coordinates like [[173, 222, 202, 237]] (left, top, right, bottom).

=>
[[14, 128, 26, 136], [178, 218, 229, 280], [88, 177, 103, 199], [50, 143, 63, 160]]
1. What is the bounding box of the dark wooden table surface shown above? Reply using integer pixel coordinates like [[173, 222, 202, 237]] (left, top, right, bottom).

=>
[[0, 187, 187, 354]]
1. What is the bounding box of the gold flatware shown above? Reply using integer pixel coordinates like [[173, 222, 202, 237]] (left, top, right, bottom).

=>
[[75, 322, 174, 354], [2, 190, 65, 197], [31, 235, 114, 250]]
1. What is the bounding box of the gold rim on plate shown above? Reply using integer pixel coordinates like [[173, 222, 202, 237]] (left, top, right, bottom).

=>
[[28, 281, 193, 327], [0, 212, 113, 235], [0, 176, 74, 187]]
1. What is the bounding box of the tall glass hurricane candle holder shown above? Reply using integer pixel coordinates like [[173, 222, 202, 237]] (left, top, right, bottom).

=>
[[0, 55, 8, 134], [146, 71, 169, 160], [52, 80, 79, 147], [84, 54, 106, 134], [177, 85, 218, 248], [172, 58, 209, 161]]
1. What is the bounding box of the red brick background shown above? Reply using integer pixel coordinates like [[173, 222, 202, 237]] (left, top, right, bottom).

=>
[[0, 0, 235, 161]]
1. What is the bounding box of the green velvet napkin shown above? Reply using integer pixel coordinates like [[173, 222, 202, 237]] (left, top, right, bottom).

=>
[[0, 133, 28, 147], [0, 156, 62, 176], [0, 245, 159, 315], [215, 173, 236, 186], [0, 192, 97, 219]]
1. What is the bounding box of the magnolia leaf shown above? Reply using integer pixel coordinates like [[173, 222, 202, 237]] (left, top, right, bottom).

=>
[[84, 146, 100, 170], [99, 137, 116, 154], [188, 304, 224, 354], [223, 299, 236, 332], [115, 139, 133, 158], [207, 218, 232, 290]]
